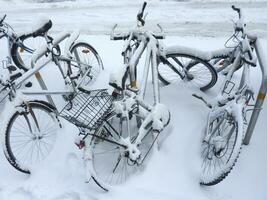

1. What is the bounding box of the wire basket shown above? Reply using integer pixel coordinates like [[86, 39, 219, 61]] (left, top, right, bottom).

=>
[[60, 89, 113, 130]]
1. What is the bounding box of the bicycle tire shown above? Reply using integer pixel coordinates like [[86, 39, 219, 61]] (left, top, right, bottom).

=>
[[158, 53, 217, 91], [69, 41, 104, 86], [87, 111, 156, 191], [200, 104, 244, 185], [3, 101, 59, 174], [11, 35, 56, 71]]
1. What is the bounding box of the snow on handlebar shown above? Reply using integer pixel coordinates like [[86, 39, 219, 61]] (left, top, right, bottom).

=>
[[110, 24, 129, 41], [232, 5, 246, 33], [110, 2, 165, 40], [232, 5, 241, 18], [110, 23, 165, 41], [231, 5, 257, 66], [31, 31, 71, 68]]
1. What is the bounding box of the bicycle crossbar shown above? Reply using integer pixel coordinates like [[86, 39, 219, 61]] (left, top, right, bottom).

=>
[[14, 57, 51, 88], [243, 37, 267, 145]]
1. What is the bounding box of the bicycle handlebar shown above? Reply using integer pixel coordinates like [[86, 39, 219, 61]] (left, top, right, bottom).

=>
[[231, 5, 245, 33], [110, 24, 129, 40], [232, 5, 241, 18], [231, 6, 257, 66], [110, 23, 165, 41], [154, 24, 165, 39]]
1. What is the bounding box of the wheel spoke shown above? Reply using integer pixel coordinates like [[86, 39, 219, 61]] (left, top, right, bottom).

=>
[[5, 103, 58, 173], [200, 109, 242, 185], [158, 53, 216, 90]]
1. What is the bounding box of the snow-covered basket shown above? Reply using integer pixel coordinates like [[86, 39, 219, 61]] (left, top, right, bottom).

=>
[[59, 89, 112, 130]]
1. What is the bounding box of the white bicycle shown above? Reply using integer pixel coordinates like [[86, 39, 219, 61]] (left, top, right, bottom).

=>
[[78, 2, 171, 191], [195, 6, 258, 185], [1, 24, 104, 174]]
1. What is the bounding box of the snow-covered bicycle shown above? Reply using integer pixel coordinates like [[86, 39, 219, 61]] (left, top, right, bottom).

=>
[[74, 2, 171, 191], [196, 6, 258, 185], [1, 4, 170, 190], [157, 7, 258, 87], [0, 15, 67, 72], [0, 17, 104, 104], [1, 24, 104, 174], [0, 15, 103, 91], [111, 5, 217, 91]]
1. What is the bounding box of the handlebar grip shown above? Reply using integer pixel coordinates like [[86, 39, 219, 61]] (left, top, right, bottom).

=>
[[142, 2, 147, 13], [112, 36, 127, 40], [153, 34, 164, 40]]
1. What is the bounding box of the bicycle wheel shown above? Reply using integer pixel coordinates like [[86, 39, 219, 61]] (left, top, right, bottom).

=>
[[69, 42, 103, 86], [158, 53, 217, 91], [200, 105, 244, 185], [11, 35, 52, 71], [3, 101, 59, 173], [88, 111, 155, 191]]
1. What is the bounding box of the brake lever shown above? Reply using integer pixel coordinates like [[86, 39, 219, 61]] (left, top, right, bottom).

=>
[[241, 38, 257, 66], [232, 5, 241, 18], [0, 14, 6, 26], [110, 24, 118, 40], [137, 2, 147, 26], [157, 24, 165, 35]]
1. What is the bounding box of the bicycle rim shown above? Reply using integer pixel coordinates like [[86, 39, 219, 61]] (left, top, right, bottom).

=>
[[13, 36, 48, 71], [70, 42, 103, 86], [200, 109, 243, 185], [4, 102, 59, 173], [89, 113, 154, 190], [158, 53, 217, 91]]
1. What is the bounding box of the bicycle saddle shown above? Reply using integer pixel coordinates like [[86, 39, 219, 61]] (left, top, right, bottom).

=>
[[32, 20, 52, 37]]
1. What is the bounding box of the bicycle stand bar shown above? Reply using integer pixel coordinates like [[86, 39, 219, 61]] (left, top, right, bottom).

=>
[[244, 37, 267, 145], [21, 90, 73, 95]]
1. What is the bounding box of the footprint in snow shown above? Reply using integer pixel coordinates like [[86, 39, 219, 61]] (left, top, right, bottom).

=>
[[8, 188, 36, 200]]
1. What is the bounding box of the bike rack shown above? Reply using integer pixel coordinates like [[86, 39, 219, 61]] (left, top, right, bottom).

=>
[[243, 36, 267, 145]]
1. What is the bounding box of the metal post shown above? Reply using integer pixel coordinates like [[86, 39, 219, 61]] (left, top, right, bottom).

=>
[[244, 37, 267, 145]]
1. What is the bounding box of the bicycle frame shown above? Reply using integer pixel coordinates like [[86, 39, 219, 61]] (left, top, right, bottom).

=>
[[1, 31, 92, 112], [124, 29, 162, 105], [203, 35, 256, 147], [102, 4, 170, 164], [217, 37, 255, 100]]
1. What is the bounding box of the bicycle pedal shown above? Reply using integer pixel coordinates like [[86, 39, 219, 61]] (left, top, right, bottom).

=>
[[74, 136, 85, 149], [75, 140, 85, 149], [25, 82, 32, 88], [112, 90, 123, 100]]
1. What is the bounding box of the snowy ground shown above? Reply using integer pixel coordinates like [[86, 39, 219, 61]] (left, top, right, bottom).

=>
[[2, 0, 267, 37], [0, 1, 267, 200]]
